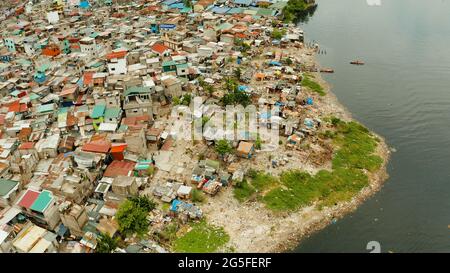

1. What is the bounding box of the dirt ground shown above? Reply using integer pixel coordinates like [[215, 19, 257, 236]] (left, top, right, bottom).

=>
[[145, 46, 391, 253]]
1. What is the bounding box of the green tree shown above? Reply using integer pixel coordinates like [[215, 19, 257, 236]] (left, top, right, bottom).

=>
[[183, 0, 193, 8], [271, 28, 286, 40], [129, 196, 156, 212], [96, 232, 119, 253], [173, 96, 180, 105], [181, 93, 192, 106], [116, 197, 154, 236], [224, 77, 238, 92], [215, 140, 233, 157]]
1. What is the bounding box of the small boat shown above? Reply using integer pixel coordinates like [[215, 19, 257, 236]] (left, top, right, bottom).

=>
[[320, 68, 334, 73], [350, 60, 365, 65]]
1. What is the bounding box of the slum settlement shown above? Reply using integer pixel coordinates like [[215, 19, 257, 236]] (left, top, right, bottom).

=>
[[0, 0, 389, 253]]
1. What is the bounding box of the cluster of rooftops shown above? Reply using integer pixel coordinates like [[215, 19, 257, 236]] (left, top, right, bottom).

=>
[[0, 0, 321, 253]]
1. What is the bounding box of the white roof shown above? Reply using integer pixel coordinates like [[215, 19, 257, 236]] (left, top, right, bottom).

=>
[[98, 123, 118, 132], [13, 224, 47, 253], [29, 237, 52, 253], [0, 230, 9, 244], [0, 206, 22, 226], [177, 185, 192, 195]]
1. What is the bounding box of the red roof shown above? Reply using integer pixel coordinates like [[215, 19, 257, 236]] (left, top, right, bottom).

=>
[[122, 115, 151, 126], [111, 144, 127, 153], [84, 71, 94, 86], [20, 103, 28, 112], [103, 160, 136, 177], [106, 50, 127, 60], [151, 43, 170, 55], [82, 140, 111, 154], [19, 142, 34, 150], [60, 85, 78, 97], [18, 190, 40, 209], [8, 101, 20, 113]]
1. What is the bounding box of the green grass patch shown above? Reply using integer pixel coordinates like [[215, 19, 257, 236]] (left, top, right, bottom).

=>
[[233, 179, 256, 202], [302, 75, 326, 96], [332, 121, 383, 171], [191, 189, 206, 203], [173, 221, 230, 253], [243, 120, 384, 211]]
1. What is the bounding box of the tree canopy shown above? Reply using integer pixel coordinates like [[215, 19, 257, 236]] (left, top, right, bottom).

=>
[[116, 196, 156, 237], [215, 140, 233, 157], [96, 232, 119, 253]]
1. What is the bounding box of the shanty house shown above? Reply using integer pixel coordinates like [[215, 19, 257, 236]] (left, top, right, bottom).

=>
[[17, 189, 61, 230], [0, 179, 20, 208], [236, 141, 255, 158]]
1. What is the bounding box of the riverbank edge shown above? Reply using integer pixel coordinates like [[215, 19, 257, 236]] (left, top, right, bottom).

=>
[[270, 69, 392, 253]]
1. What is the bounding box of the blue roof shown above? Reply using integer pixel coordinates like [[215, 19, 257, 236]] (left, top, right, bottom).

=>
[[163, 0, 179, 5], [269, 60, 282, 66], [169, 3, 185, 9], [227, 7, 243, 14], [234, 0, 252, 5], [79, 1, 90, 8], [211, 6, 231, 14]]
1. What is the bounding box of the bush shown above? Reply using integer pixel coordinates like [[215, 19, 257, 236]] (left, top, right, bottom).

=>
[[96, 232, 119, 253], [116, 196, 156, 236], [233, 179, 256, 202], [191, 189, 205, 203], [116, 200, 149, 236], [302, 75, 325, 96], [173, 221, 230, 253], [215, 140, 233, 157], [262, 120, 383, 211]]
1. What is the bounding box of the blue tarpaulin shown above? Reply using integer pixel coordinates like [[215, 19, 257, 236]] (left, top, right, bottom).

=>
[[80, 1, 90, 8], [238, 85, 248, 92], [163, 0, 179, 5], [268, 61, 282, 66], [306, 97, 313, 105], [260, 112, 272, 119], [169, 3, 185, 9]]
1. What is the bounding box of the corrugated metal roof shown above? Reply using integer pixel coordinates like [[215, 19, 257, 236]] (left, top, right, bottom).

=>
[[18, 190, 40, 209], [91, 104, 106, 118], [30, 191, 53, 213], [0, 179, 19, 196]]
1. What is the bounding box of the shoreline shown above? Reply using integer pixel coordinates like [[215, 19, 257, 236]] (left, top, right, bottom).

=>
[[200, 51, 391, 253]]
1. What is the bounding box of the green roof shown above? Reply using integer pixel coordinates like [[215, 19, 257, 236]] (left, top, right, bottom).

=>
[[59, 107, 69, 114], [177, 63, 189, 69], [38, 104, 55, 113], [30, 191, 53, 213], [91, 104, 106, 118], [10, 90, 21, 97], [16, 58, 32, 67], [0, 179, 18, 197], [37, 63, 50, 73], [104, 107, 121, 119], [215, 22, 233, 31], [162, 60, 177, 67], [29, 93, 40, 100], [256, 8, 274, 16], [269, 1, 287, 10], [124, 86, 151, 97]]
